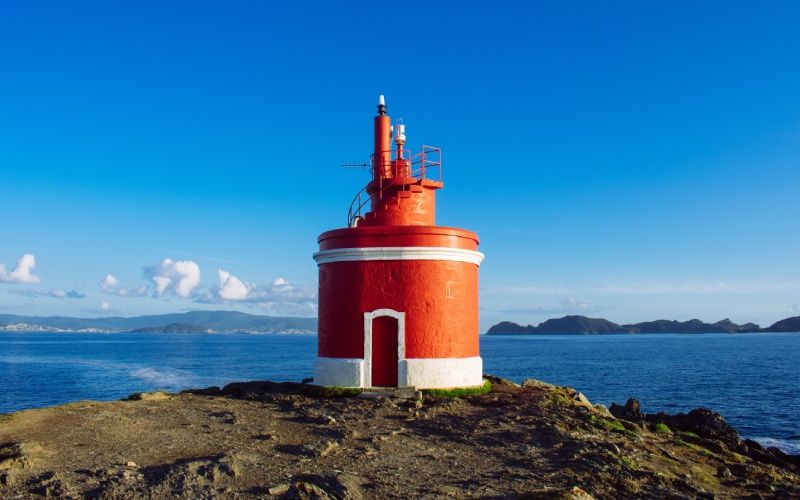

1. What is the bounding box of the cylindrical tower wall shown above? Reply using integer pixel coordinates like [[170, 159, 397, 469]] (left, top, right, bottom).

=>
[[313, 226, 483, 389], [317, 259, 479, 359]]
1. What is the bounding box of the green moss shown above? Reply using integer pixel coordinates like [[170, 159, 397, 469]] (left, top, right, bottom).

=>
[[675, 439, 717, 458], [683, 431, 700, 438], [619, 456, 639, 470], [306, 386, 363, 398], [589, 414, 627, 433], [423, 380, 492, 398], [547, 392, 573, 406], [654, 423, 672, 434], [122, 391, 172, 401], [729, 452, 748, 463]]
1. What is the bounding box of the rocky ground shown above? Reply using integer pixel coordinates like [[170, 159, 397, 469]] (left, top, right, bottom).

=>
[[1, 377, 799, 499]]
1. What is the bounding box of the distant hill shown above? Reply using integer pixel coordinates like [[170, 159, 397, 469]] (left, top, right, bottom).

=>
[[535, 315, 630, 334], [764, 316, 800, 332], [624, 318, 760, 334], [485, 315, 783, 335], [486, 315, 631, 335], [0, 310, 317, 334]]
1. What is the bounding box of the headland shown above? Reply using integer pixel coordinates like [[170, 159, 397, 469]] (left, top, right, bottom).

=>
[[1, 378, 798, 498]]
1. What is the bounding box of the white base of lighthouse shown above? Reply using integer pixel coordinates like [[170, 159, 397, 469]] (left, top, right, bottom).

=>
[[313, 356, 483, 389]]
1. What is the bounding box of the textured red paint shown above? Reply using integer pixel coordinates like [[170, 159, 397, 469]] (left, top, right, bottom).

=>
[[364, 178, 438, 226], [318, 226, 479, 251], [370, 315, 398, 386], [317, 259, 479, 359]]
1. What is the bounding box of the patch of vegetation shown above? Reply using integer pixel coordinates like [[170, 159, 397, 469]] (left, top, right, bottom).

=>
[[654, 423, 672, 434], [618, 455, 639, 470], [547, 392, 573, 406], [0, 413, 13, 425], [423, 380, 492, 398], [589, 414, 627, 433], [683, 431, 700, 438], [306, 386, 363, 398], [674, 439, 717, 458], [729, 452, 748, 464], [122, 391, 172, 401]]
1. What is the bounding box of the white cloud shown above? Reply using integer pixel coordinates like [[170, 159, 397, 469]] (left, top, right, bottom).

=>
[[10, 288, 86, 299], [100, 301, 110, 310], [502, 296, 605, 315], [98, 273, 148, 297], [99, 274, 118, 290], [256, 300, 317, 316], [144, 258, 201, 298], [197, 272, 316, 315], [596, 280, 800, 295], [216, 270, 253, 301], [0, 253, 40, 284], [485, 279, 800, 297]]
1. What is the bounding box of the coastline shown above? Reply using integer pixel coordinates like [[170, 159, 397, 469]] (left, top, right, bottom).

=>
[[1, 378, 798, 498]]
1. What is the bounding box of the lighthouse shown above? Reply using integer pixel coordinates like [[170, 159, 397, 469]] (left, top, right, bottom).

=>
[[312, 96, 484, 389]]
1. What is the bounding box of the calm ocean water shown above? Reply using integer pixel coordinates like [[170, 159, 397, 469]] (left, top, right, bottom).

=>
[[1, 332, 798, 454]]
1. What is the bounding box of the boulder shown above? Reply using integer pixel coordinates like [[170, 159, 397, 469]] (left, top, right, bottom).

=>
[[593, 404, 613, 418], [0, 442, 42, 471], [646, 408, 740, 448], [123, 391, 171, 401], [483, 374, 519, 387], [300, 440, 339, 458], [574, 392, 592, 408], [521, 379, 556, 390], [609, 398, 644, 422], [289, 473, 365, 499]]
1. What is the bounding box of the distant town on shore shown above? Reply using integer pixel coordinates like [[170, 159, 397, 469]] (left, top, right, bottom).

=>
[[1, 310, 799, 335]]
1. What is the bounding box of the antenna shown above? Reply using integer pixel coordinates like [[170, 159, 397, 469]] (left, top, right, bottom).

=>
[[341, 161, 370, 169]]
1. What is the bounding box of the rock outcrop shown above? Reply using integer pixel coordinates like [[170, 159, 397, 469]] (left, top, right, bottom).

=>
[[610, 397, 800, 471], [1, 380, 798, 498]]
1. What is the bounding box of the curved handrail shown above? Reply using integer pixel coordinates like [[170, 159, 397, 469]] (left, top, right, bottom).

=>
[[347, 185, 370, 227], [346, 146, 442, 227]]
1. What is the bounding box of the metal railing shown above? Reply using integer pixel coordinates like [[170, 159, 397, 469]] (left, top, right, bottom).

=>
[[346, 146, 441, 227]]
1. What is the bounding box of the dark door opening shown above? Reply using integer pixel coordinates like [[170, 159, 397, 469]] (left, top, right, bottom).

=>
[[371, 315, 398, 387]]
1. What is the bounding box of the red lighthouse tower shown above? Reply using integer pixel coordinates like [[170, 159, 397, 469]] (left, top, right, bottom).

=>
[[313, 96, 484, 389]]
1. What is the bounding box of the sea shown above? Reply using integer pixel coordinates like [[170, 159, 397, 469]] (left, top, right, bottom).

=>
[[1, 331, 798, 455]]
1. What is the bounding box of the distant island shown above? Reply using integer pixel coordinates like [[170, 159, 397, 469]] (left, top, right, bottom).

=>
[[486, 315, 800, 335], [0, 310, 317, 334], [4, 311, 799, 336]]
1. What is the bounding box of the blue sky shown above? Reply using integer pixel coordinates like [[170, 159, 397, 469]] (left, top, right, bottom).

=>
[[1, 1, 798, 329]]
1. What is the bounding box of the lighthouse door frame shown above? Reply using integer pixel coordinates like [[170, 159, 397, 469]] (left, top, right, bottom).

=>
[[363, 308, 406, 388]]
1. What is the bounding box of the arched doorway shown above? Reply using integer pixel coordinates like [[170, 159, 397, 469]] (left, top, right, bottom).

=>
[[363, 309, 405, 387]]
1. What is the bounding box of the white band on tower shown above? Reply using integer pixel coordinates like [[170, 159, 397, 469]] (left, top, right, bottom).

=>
[[313, 246, 485, 266]]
